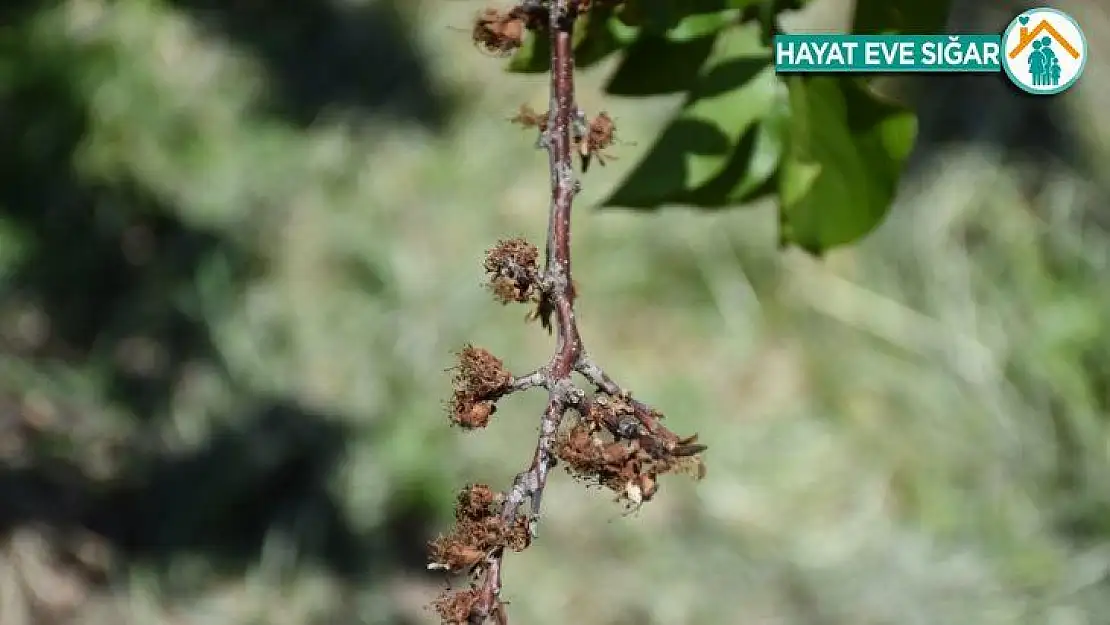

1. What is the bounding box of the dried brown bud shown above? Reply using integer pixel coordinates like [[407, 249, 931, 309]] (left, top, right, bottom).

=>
[[555, 400, 707, 506], [472, 8, 525, 56], [433, 588, 481, 624], [577, 111, 619, 171], [483, 238, 540, 304], [428, 537, 487, 571], [472, 5, 546, 57], [588, 112, 616, 152], [509, 104, 548, 131], [450, 397, 495, 429], [454, 345, 513, 398], [456, 483, 498, 520]]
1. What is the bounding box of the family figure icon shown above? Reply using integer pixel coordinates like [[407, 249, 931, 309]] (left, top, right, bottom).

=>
[[1028, 37, 1061, 86]]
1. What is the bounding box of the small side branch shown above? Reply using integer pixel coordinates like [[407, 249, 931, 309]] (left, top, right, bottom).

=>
[[508, 369, 547, 392], [576, 353, 678, 443]]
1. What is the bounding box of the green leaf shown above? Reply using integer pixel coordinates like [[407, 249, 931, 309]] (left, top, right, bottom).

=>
[[776, 76, 917, 254], [853, 0, 953, 34], [517, 0, 753, 77], [619, 0, 731, 34], [508, 31, 550, 73], [602, 23, 778, 208], [575, 8, 638, 68], [681, 82, 789, 206], [509, 10, 640, 73], [605, 34, 718, 96], [665, 10, 739, 42], [592, 0, 939, 252]]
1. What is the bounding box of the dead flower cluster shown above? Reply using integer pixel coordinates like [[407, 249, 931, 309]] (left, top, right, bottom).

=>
[[483, 237, 541, 305], [430, 485, 530, 623], [557, 394, 706, 505], [449, 345, 513, 428]]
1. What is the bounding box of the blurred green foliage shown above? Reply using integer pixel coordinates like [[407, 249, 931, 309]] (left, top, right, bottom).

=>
[[1, 0, 1110, 624]]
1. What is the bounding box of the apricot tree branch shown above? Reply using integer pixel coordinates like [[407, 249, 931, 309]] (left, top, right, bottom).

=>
[[430, 2, 705, 622], [465, 1, 584, 620]]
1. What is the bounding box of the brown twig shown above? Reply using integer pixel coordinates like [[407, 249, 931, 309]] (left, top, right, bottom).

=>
[[463, 2, 582, 620], [430, 1, 705, 622]]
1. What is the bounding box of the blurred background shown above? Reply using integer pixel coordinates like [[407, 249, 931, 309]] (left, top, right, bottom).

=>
[[2, 0, 1110, 623]]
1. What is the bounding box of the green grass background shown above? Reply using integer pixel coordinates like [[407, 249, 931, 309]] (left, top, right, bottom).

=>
[[2, 0, 1110, 624]]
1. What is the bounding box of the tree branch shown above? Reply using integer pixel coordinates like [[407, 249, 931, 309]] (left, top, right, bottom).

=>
[[466, 1, 583, 620], [430, 2, 705, 622]]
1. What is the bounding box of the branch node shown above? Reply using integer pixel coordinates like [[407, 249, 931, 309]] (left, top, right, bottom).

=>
[[552, 378, 584, 405]]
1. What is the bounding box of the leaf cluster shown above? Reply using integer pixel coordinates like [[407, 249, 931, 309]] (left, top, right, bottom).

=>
[[508, 0, 951, 253]]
